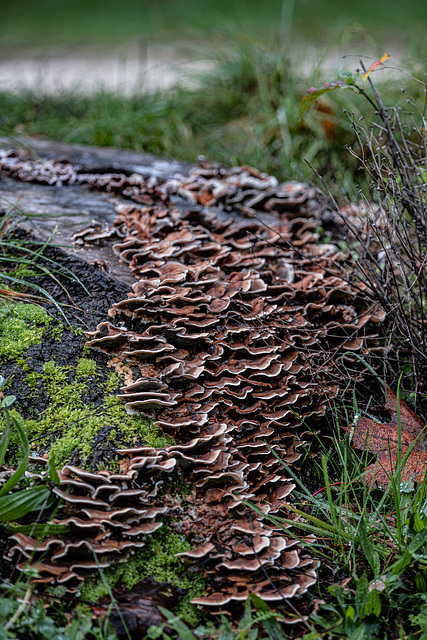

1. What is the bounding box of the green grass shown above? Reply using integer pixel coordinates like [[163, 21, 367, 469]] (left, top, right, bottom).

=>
[[0, 40, 403, 193], [245, 394, 427, 639]]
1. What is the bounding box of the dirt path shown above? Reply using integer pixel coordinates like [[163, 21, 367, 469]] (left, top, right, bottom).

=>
[[0, 38, 406, 97], [0, 42, 213, 94]]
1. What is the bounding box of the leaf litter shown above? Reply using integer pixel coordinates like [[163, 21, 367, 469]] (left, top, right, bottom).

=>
[[343, 386, 427, 486]]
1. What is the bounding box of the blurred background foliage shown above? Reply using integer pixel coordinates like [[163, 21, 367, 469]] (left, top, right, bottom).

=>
[[0, 1, 426, 192], [2, 0, 427, 47]]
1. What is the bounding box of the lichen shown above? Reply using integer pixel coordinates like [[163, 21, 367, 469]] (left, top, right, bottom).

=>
[[81, 525, 207, 625], [6, 359, 174, 470], [0, 302, 51, 361]]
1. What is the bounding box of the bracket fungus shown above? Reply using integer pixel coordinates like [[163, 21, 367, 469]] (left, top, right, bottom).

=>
[[2, 152, 385, 620], [0, 149, 168, 207]]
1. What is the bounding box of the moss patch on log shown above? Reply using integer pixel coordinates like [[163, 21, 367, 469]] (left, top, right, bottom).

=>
[[5, 358, 174, 470], [0, 302, 51, 361], [0, 300, 174, 471]]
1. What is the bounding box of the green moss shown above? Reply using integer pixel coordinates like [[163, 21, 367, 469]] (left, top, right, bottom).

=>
[[50, 324, 63, 341], [23, 371, 43, 389], [43, 359, 69, 391], [14, 267, 39, 278], [81, 525, 207, 625], [0, 302, 51, 361], [75, 357, 97, 379], [10, 359, 174, 469], [105, 371, 122, 393]]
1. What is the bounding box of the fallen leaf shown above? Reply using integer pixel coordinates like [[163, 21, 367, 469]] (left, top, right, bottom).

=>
[[342, 386, 427, 486], [119, 457, 132, 474], [107, 357, 135, 386], [91, 578, 183, 639]]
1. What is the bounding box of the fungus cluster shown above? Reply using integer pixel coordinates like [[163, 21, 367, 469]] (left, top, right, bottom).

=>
[[6, 462, 166, 591], [0, 149, 168, 206], [164, 160, 315, 217], [2, 151, 384, 618]]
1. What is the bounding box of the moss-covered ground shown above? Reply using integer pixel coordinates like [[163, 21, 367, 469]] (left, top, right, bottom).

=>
[[0, 302, 52, 361], [0, 301, 173, 471], [18, 358, 173, 469], [81, 525, 207, 626]]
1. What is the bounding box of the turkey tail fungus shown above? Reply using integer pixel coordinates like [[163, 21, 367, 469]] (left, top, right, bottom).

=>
[[2, 152, 385, 622]]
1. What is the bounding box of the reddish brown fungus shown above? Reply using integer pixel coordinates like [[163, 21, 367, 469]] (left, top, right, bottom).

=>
[[2, 153, 385, 620]]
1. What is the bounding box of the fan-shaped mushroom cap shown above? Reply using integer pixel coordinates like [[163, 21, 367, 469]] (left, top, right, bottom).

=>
[[3, 152, 384, 619]]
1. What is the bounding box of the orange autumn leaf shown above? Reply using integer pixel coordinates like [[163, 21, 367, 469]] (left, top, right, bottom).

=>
[[362, 53, 391, 88], [342, 386, 427, 487]]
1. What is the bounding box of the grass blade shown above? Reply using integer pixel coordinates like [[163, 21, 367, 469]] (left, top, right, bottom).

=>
[[0, 484, 53, 521], [0, 273, 70, 324], [0, 413, 29, 497], [158, 607, 196, 640]]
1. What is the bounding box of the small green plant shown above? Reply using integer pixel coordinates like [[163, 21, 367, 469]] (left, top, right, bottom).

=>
[[145, 593, 288, 640], [0, 577, 118, 639], [0, 384, 59, 522]]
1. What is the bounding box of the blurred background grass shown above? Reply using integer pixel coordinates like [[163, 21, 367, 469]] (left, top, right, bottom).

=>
[[0, 0, 426, 193], [2, 0, 427, 47]]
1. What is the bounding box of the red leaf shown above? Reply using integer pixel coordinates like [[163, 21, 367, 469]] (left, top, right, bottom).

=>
[[342, 386, 427, 487]]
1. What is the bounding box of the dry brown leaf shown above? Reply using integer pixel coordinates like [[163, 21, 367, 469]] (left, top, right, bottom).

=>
[[119, 457, 132, 474], [91, 578, 180, 639], [342, 386, 427, 486]]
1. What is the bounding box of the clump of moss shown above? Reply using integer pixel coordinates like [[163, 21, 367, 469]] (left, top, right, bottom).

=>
[[0, 302, 51, 360], [23, 371, 43, 389], [49, 324, 63, 341], [75, 358, 97, 377], [7, 359, 174, 470], [81, 525, 207, 626]]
